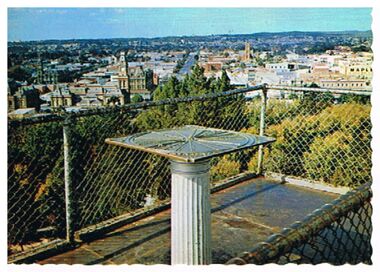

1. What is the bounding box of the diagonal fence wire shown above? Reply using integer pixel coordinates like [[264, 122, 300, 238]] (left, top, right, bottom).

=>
[[244, 88, 371, 188], [226, 182, 372, 265], [8, 86, 372, 262]]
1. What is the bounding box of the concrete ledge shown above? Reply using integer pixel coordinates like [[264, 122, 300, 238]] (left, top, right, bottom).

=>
[[265, 172, 351, 195], [76, 200, 171, 242], [9, 239, 77, 264], [211, 172, 258, 193]]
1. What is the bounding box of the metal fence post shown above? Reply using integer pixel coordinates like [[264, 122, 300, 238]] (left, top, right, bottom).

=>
[[257, 85, 268, 174], [63, 116, 74, 242]]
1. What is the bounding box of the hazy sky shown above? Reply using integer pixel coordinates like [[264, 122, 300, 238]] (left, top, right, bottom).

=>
[[8, 8, 372, 41]]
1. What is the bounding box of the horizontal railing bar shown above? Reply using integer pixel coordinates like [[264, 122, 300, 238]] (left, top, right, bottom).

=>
[[8, 84, 265, 126], [8, 84, 372, 127]]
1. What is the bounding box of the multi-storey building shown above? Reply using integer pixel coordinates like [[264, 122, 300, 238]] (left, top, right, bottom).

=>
[[50, 86, 74, 108], [113, 51, 155, 100], [319, 79, 370, 90], [8, 86, 41, 112], [338, 61, 373, 80]]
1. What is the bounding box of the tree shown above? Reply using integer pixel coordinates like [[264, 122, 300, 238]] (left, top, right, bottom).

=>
[[299, 91, 334, 115], [8, 65, 33, 83], [131, 94, 144, 103]]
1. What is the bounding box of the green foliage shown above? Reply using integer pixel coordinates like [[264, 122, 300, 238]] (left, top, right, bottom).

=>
[[136, 65, 249, 185], [299, 92, 334, 115], [246, 98, 301, 130], [308, 82, 320, 88], [137, 65, 246, 131], [8, 65, 33, 83], [261, 102, 371, 187], [339, 93, 371, 104], [131, 94, 144, 103], [211, 155, 241, 181], [8, 122, 64, 246]]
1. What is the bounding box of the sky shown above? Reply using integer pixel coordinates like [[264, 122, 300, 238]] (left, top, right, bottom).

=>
[[8, 8, 372, 41]]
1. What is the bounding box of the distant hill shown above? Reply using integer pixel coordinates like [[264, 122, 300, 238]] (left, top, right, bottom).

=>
[[8, 30, 372, 44]]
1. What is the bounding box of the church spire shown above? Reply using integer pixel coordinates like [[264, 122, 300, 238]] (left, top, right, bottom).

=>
[[119, 51, 128, 76]]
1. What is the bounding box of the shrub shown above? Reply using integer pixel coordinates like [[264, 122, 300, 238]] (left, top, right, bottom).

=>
[[248, 101, 371, 187], [211, 155, 241, 181]]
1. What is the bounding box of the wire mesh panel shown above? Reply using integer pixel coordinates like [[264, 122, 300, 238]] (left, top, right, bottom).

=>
[[245, 89, 371, 187], [278, 203, 372, 265], [7, 86, 372, 262], [8, 121, 66, 257], [8, 88, 258, 259], [70, 93, 254, 230], [226, 183, 372, 265]]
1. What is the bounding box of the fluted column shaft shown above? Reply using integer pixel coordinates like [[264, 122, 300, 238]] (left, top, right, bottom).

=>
[[170, 160, 212, 265]]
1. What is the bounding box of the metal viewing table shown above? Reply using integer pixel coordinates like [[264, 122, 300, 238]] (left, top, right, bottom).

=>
[[105, 125, 275, 265]]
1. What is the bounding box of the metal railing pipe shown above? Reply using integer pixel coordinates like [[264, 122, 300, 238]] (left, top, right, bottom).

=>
[[63, 116, 74, 242], [257, 85, 268, 174]]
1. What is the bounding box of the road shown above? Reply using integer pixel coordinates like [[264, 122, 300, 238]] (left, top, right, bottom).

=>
[[176, 52, 197, 80]]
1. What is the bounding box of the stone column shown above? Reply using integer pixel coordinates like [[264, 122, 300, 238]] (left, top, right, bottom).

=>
[[170, 160, 212, 265]]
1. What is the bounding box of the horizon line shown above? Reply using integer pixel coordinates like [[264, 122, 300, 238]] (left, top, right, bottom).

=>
[[8, 29, 372, 43]]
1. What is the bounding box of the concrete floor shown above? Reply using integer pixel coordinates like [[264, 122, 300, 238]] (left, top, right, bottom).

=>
[[38, 177, 338, 265]]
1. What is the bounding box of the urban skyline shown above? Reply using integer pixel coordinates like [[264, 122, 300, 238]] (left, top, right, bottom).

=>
[[8, 8, 372, 41]]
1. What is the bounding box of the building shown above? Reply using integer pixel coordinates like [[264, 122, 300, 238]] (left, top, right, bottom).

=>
[[102, 88, 129, 106], [33, 84, 56, 94], [113, 51, 156, 100], [338, 61, 373, 80], [115, 51, 130, 91], [243, 42, 251, 62], [319, 79, 370, 90], [50, 86, 74, 108], [202, 62, 223, 73], [8, 108, 37, 119], [227, 71, 248, 87], [128, 66, 154, 99], [265, 62, 298, 72], [8, 86, 41, 112]]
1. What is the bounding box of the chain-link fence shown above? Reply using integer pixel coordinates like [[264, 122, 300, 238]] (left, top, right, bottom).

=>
[[8, 85, 372, 262], [226, 182, 372, 265], [245, 87, 371, 188], [8, 120, 66, 258], [7, 86, 260, 260]]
